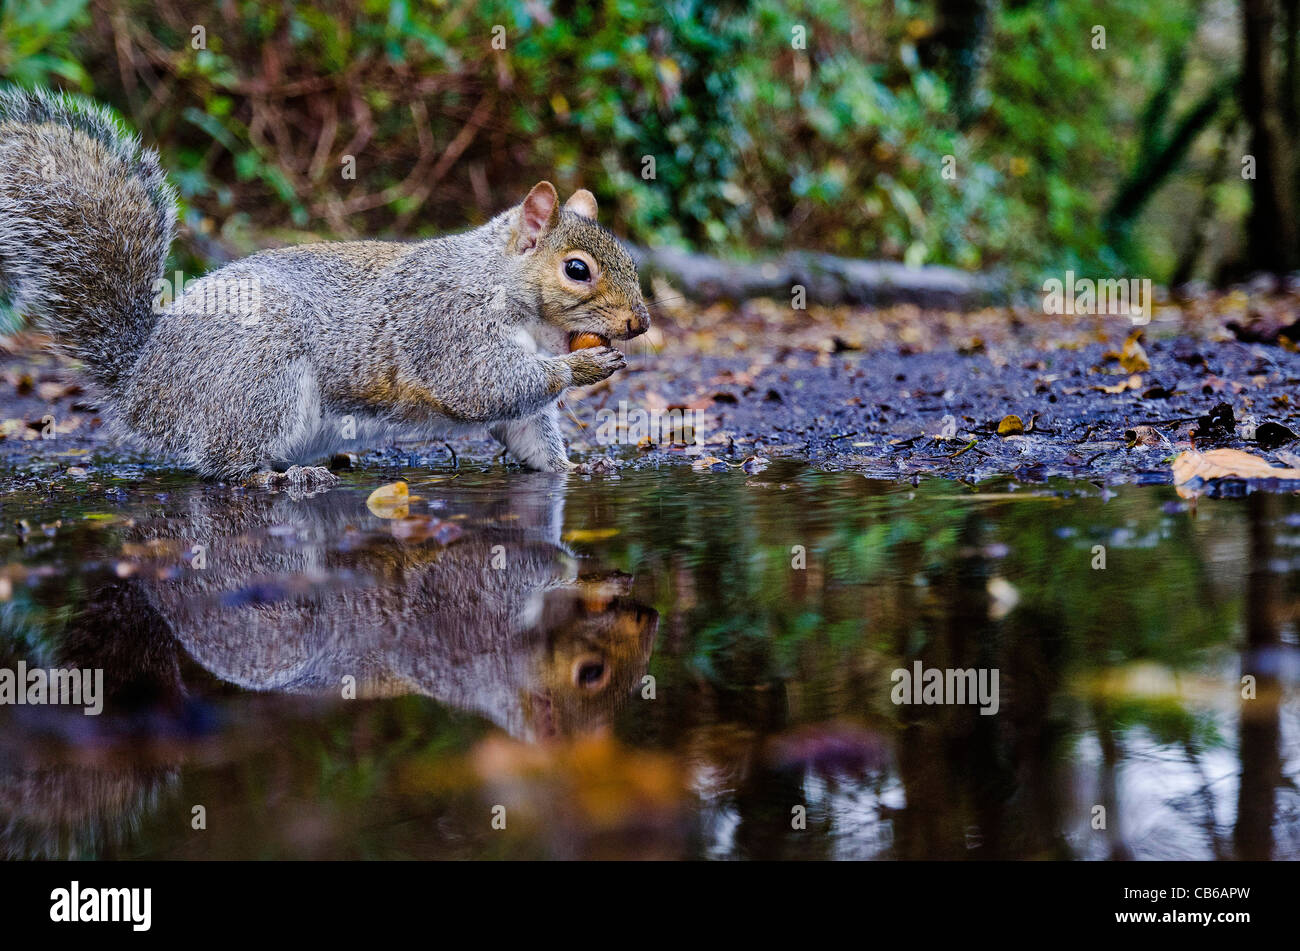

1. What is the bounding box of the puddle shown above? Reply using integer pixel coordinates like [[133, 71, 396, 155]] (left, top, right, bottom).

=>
[[0, 462, 1297, 859]]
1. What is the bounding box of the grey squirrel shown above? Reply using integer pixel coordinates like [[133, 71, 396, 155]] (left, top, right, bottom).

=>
[[0, 87, 650, 483]]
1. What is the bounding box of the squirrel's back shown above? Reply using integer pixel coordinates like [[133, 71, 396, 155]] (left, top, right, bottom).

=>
[[0, 87, 176, 390]]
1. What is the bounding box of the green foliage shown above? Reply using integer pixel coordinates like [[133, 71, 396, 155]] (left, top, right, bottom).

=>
[[0, 0, 91, 89], [0, 0, 1238, 282]]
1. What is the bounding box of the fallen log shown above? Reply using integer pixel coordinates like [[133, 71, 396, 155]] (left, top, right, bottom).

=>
[[631, 245, 1007, 309]]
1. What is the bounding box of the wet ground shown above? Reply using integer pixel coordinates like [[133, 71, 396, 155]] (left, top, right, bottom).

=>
[[5, 294, 1300, 484], [1, 299, 1298, 860]]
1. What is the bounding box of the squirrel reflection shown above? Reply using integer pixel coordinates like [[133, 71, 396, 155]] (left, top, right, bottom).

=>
[[0, 475, 656, 858], [130, 473, 658, 740]]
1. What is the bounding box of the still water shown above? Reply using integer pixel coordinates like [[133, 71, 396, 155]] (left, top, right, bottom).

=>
[[1, 462, 1297, 859]]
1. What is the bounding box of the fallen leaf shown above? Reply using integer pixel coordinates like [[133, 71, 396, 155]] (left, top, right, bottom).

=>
[[1094, 374, 1143, 395], [367, 481, 410, 518], [1125, 425, 1168, 448], [1172, 448, 1300, 497], [692, 456, 728, 471], [563, 527, 620, 543], [37, 381, 82, 402], [1119, 330, 1150, 373]]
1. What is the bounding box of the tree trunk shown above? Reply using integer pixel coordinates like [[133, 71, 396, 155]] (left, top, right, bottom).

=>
[[1241, 0, 1299, 274]]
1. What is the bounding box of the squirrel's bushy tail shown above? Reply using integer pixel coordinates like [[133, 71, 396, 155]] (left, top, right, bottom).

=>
[[0, 87, 176, 389]]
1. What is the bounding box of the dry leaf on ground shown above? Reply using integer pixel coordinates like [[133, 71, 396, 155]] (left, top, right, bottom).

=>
[[997, 414, 1024, 436], [1172, 448, 1300, 497]]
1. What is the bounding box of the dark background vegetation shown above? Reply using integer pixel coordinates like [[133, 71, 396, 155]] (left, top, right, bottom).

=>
[[0, 0, 1296, 286]]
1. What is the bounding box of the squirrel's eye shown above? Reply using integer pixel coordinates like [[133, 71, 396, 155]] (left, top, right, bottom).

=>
[[564, 258, 591, 282]]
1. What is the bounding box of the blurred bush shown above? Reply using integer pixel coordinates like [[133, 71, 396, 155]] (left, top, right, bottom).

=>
[[1, 0, 1232, 283]]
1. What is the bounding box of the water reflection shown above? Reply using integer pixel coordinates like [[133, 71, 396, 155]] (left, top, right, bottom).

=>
[[0, 464, 1296, 859], [123, 475, 658, 740]]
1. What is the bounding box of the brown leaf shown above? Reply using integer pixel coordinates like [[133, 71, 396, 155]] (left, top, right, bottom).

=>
[[1094, 374, 1143, 394], [1172, 448, 1300, 497], [692, 456, 728, 471], [1119, 330, 1150, 373], [1125, 425, 1167, 448]]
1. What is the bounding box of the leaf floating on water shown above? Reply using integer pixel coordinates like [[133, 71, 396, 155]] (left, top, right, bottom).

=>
[[563, 527, 620, 543], [996, 415, 1024, 437], [472, 733, 682, 830], [367, 480, 410, 519], [1171, 448, 1300, 498]]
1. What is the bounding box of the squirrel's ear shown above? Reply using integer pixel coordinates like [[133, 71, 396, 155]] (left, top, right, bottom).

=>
[[515, 181, 559, 253], [564, 189, 598, 220]]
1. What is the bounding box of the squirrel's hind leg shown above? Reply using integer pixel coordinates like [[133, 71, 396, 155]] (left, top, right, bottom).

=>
[[490, 406, 572, 472]]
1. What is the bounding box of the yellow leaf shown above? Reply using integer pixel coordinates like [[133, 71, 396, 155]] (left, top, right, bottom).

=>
[[1119, 330, 1150, 373], [367, 481, 410, 519], [997, 415, 1024, 437], [1095, 374, 1142, 394], [562, 527, 620, 543]]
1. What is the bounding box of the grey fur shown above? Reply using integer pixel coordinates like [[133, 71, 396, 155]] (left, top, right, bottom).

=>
[[0, 88, 649, 477]]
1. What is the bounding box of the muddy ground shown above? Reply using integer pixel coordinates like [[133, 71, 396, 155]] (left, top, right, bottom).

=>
[[2, 288, 1299, 491]]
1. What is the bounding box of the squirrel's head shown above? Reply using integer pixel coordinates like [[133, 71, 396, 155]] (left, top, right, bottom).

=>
[[507, 181, 650, 349]]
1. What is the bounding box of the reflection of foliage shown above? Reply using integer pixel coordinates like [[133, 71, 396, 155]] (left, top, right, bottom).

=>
[[586, 470, 1241, 733], [1107, 701, 1226, 750]]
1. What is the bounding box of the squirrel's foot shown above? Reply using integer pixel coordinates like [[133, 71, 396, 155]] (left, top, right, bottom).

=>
[[248, 465, 340, 493]]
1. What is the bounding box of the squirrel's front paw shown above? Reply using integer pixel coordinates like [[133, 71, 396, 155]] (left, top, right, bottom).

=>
[[566, 346, 626, 387], [249, 465, 340, 493]]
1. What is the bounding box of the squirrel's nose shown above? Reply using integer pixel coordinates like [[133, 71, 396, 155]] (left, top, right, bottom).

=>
[[626, 308, 651, 338]]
